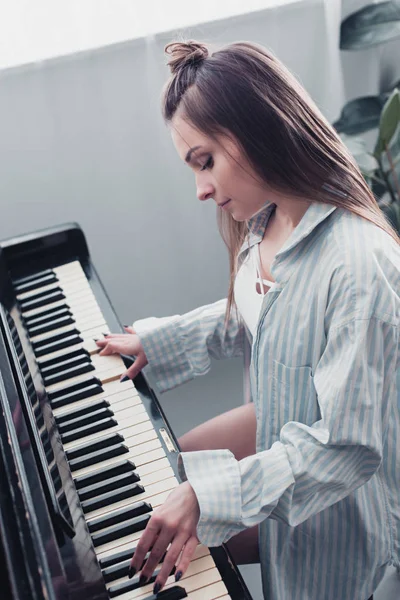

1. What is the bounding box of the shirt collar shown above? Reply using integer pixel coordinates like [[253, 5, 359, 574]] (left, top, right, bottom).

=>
[[240, 201, 337, 257]]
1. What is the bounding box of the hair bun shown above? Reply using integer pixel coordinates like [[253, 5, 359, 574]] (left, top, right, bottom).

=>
[[165, 40, 209, 74]]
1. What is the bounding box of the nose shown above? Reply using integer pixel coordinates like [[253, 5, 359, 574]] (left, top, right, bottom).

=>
[[196, 179, 215, 202]]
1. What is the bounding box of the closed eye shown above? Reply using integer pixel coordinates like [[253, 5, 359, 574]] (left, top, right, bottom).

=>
[[200, 156, 213, 171]]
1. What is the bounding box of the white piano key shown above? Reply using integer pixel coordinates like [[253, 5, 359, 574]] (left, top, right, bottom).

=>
[[88, 476, 178, 523], [53, 387, 141, 419], [53, 261, 84, 276], [16, 274, 90, 301], [45, 359, 126, 395], [98, 537, 209, 567], [77, 455, 172, 490], [112, 555, 219, 600], [188, 581, 230, 600], [51, 380, 137, 415], [71, 445, 166, 481], [63, 417, 156, 452]]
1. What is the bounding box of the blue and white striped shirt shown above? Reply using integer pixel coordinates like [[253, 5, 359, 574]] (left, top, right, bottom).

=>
[[133, 202, 400, 600]]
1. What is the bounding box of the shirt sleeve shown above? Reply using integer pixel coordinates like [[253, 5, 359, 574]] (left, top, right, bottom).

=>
[[178, 314, 398, 546], [132, 299, 245, 393]]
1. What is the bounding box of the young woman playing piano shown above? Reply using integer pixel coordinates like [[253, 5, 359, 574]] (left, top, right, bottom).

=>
[[96, 40, 400, 600]]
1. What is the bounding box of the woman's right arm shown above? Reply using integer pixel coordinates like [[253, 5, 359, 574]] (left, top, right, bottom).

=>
[[98, 299, 245, 393], [134, 298, 245, 392]]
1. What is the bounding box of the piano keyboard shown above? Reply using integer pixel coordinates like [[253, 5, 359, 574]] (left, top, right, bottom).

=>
[[15, 260, 233, 600]]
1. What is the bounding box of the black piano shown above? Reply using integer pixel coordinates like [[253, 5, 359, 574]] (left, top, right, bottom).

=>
[[0, 224, 253, 600]]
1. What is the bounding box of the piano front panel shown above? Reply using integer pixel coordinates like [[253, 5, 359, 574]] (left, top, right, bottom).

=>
[[3, 249, 252, 600]]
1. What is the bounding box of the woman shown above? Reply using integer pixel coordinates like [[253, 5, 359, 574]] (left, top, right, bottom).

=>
[[96, 40, 400, 600]]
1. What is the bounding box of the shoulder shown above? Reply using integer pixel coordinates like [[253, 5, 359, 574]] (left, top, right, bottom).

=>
[[318, 208, 400, 327]]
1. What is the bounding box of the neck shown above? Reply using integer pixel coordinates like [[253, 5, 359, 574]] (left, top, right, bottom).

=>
[[273, 197, 311, 229]]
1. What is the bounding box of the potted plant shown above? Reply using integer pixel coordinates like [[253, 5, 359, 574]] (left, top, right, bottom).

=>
[[334, 1, 400, 232]]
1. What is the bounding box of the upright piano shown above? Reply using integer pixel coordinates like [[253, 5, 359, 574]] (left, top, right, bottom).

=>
[[0, 223, 253, 600]]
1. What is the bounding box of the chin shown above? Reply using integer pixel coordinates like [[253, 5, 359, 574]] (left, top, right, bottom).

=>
[[231, 209, 255, 222]]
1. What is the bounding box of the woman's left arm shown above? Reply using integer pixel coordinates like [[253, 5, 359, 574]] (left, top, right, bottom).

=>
[[131, 311, 399, 592]]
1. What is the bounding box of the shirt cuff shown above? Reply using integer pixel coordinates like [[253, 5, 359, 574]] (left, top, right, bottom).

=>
[[133, 316, 194, 392], [178, 450, 244, 546]]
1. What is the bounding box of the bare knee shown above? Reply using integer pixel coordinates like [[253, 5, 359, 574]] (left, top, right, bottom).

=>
[[177, 403, 257, 460]]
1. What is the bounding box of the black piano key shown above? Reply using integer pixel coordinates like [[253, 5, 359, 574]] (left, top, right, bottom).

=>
[[38, 347, 89, 369], [42, 360, 94, 385], [33, 332, 84, 357], [57, 406, 113, 433], [108, 571, 157, 598], [24, 306, 71, 327], [41, 354, 91, 377], [40, 352, 88, 374], [28, 314, 75, 337], [24, 303, 71, 325], [79, 470, 141, 503], [107, 569, 178, 599], [14, 272, 58, 293], [74, 458, 136, 489], [152, 586, 187, 600], [55, 399, 110, 425], [101, 548, 164, 584], [66, 432, 124, 461], [13, 268, 54, 286], [92, 513, 150, 547], [49, 376, 102, 400], [81, 482, 145, 514], [99, 546, 136, 569], [61, 417, 117, 444], [102, 559, 131, 584], [49, 380, 103, 409], [32, 327, 81, 349], [19, 288, 65, 312], [69, 443, 129, 472], [87, 499, 151, 532]]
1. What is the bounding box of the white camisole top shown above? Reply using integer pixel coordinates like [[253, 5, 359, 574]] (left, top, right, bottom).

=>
[[234, 242, 275, 337]]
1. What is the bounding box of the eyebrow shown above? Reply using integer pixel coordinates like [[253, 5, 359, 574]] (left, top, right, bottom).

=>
[[185, 145, 203, 163]]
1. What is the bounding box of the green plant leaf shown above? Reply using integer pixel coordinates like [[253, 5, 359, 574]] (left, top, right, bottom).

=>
[[333, 95, 388, 134], [374, 89, 400, 156], [340, 134, 379, 172], [340, 1, 400, 50]]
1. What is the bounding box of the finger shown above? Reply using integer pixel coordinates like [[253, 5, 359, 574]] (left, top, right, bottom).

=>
[[174, 536, 198, 582], [130, 519, 160, 576], [139, 529, 174, 582], [120, 354, 146, 381], [99, 342, 120, 356], [95, 334, 126, 346], [124, 326, 136, 334], [153, 534, 189, 593]]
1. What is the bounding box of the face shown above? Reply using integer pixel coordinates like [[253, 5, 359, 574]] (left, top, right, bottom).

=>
[[171, 114, 271, 221]]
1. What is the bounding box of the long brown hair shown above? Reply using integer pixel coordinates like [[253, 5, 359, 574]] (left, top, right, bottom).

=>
[[161, 39, 400, 321]]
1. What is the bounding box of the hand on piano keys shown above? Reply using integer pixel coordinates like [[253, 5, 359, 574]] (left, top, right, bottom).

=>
[[95, 330, 149, 382], [129, 480, 200, 594], [14, 260, 234, 600]]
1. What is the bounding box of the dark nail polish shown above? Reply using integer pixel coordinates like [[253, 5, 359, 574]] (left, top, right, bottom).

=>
[[124, 324, 129, 328], [175, 570, 182, 582], [153, 582, 161, 594], [139, 574, 148, 586], [102, 332, 109, 337], [120, 375, 129, 383], [128, 565, 136, 579], [93, 338, 99, 342]]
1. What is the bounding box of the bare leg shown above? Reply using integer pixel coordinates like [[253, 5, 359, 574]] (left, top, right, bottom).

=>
[[178, 403, 260, 564]]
